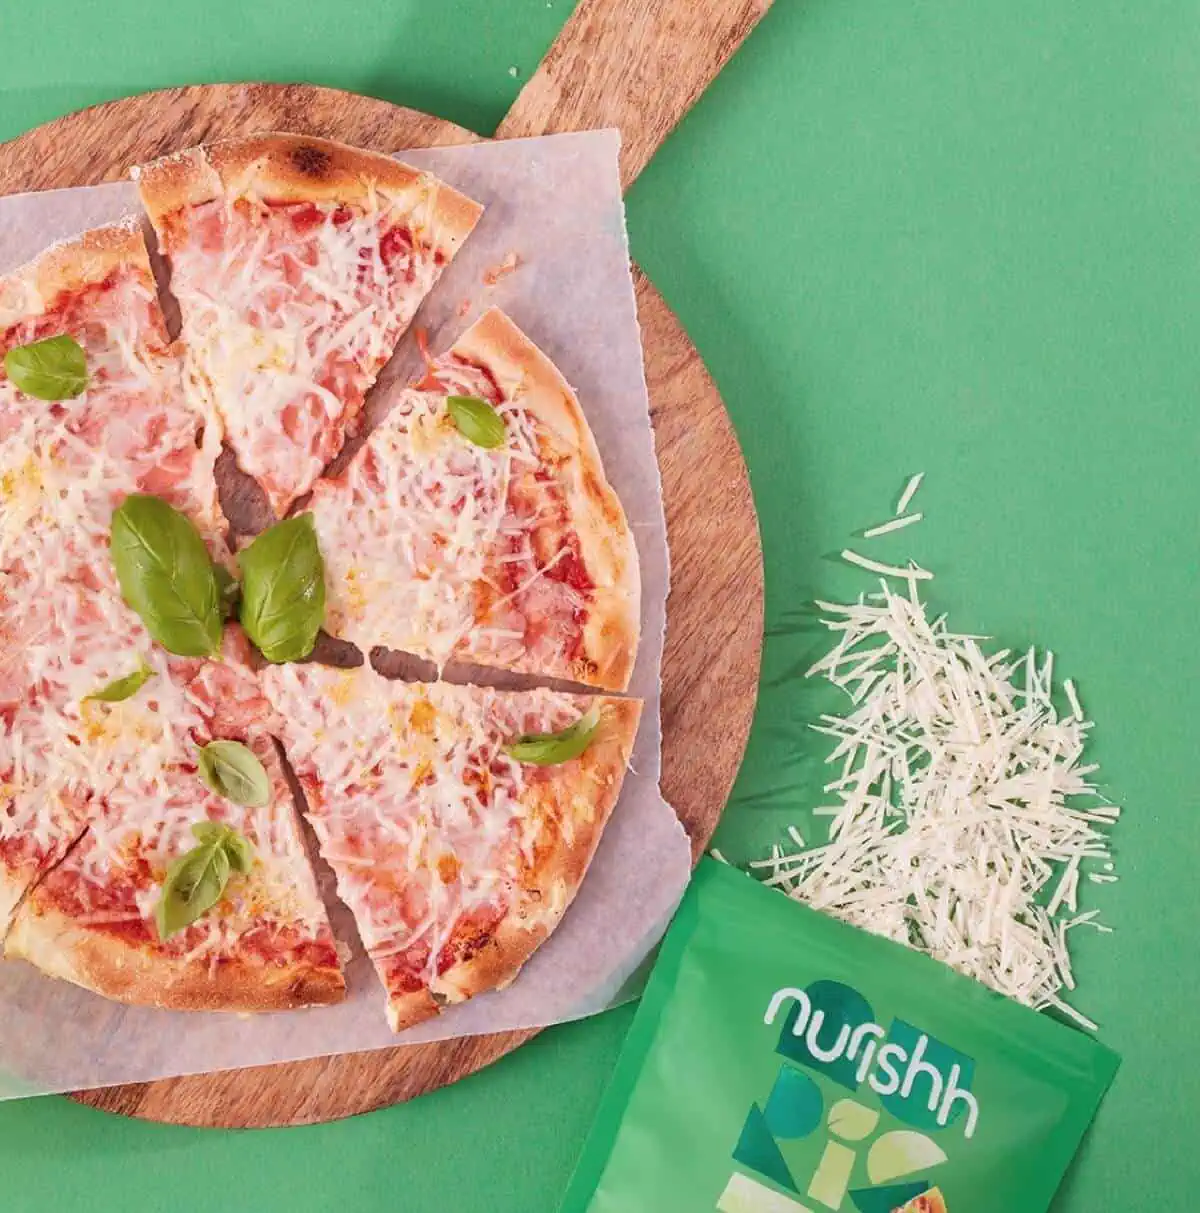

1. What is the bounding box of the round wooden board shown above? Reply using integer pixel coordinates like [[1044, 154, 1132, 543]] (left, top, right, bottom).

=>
[[0, 83, 764, 1127]]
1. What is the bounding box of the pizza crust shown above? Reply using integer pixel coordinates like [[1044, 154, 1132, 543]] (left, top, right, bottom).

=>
[[0, 221, 156, 329], [449, 309, 641, 691], [385, 986, 441, 1034], [5, 893, 345, 1012], [427, 697, 642, 1012], [135, 133, 482, 260]]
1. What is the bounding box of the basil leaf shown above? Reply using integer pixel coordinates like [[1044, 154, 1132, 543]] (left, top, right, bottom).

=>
[[4, 334, 89, 401], [110, 495, 222, 657], [196, 740, 270, 807], [503, 705, 602, 766], [190, 820, 226, 847], [447, 395, 506, 449], [155, 841, 231, 940], [214, 564, 240, 620], [222, 830, 255, 875], [238, 514, 325, 663], [85, 658, 153, 703], [190, 820, 255, 874]]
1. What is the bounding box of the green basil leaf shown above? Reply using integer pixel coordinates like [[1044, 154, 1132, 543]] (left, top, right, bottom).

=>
[[110, 495, 222, 657], [155, 841, 231, 940], [447, 395, 506, 449], [190, 821, 255, 873], [4, 334, 89, 401], [85, 658, 153, 703], [222, 830, 255, 875], [214, 563, 240, 620], [503, 705, 602, 766], [190, 820, 226, 847], [238, 514, 325, 663], [196, 740, 270, 807]]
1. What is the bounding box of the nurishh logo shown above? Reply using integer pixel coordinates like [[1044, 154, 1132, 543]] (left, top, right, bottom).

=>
[[715, 981, 977, 1213]]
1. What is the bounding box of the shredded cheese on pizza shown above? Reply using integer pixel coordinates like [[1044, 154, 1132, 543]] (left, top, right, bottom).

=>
[[0, 236, 334, 968], [264, 664, 601, 1012], [163, 194, 457, 515], [310, 361, 593, 681], [0, 243, 224, 909]]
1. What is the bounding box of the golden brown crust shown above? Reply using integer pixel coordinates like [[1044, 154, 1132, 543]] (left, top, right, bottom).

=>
[[385, 986, 441, 1033], [430, 696, 642, 1008], [0, 221, 154, 329], [135, 133, 482, 258], [449, 309, 641, 692], [5, 895, 345, 1012], [0, 865, 40, 939]]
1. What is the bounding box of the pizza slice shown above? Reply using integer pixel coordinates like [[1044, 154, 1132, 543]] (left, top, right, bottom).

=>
[[6, 630, 344, 1011], [135, 134, 483, 517], [263, 662, 641, 1031], [0, 220, 223, 588], [0, 222, 222, 931], [310, 308, 640, 690]]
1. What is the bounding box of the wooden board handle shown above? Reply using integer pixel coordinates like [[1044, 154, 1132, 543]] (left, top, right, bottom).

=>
[[495, 0, 774, 190]]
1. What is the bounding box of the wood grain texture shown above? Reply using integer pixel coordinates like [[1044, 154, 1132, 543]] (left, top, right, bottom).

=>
[[0, 80, 763, 1126], [497, 0, 775, 188]]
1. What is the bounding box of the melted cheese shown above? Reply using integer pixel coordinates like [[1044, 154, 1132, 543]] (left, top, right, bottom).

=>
[[263, 664, 597, 996], [0, 254, 332, 961], [167, 193, 456, 515], [309, 357, 588, 680]]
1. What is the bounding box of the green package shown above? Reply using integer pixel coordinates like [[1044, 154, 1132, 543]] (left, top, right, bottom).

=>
[[562, 860, 1119, 1213]]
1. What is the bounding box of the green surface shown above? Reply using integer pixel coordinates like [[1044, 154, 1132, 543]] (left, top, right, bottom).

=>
[[0, 0, 1196, 1209]]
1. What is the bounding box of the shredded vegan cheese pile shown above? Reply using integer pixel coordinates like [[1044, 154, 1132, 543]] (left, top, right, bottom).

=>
[[755, 477, 1118, 1029]]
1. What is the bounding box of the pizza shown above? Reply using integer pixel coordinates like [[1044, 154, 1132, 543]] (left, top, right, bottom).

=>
[[136, 133, 483, 517], [262, 662, 641, 1030], [309, 307, 640, 690], [893, 1190, 947, 1213], [0, 221, 223, 580], [0, 221, 223, 930], [0, 133, 644, 1026], [8, 731, 343, 1012], [4, 602, 343, 1010]]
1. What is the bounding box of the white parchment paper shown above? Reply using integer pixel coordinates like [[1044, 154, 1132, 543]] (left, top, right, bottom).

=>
[[0, 131, 691, 1099]]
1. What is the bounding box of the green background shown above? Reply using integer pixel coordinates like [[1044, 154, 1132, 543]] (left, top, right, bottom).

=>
[[0, 0, 1195, 1208]]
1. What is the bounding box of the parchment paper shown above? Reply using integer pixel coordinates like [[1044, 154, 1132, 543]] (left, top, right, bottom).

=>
[[0, 130, 691, 1099]]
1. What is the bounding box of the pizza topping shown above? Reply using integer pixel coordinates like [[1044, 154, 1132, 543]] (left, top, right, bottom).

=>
[[308, 316, 627, 688], [110, 494, 222, 657], [447, 394, 506, 449], [3, 334, 89, 401], [85, 658, 153, 704], [238, 514, 326, 663], [155, 820, 255, 939], [504, 704, 601, 765], [196, 740, 271, 807], [148, 158, 480, 516], [263, 665, 626, 1019]]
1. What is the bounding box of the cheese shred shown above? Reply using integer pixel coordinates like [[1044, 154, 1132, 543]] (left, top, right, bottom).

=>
[[760, 486, 1117, 1027]]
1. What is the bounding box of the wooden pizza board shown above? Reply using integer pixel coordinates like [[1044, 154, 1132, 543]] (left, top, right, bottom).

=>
[[0, 0, 771, 1127]]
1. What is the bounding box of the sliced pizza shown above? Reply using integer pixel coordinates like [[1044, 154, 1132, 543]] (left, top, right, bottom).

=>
[[136, 134, 483, 517], [0, 222, 222, 931], [6, 629, 344, 1011], [263, 662, 641, 1031], [0, 220, 223, 586], [309, 307, 640, 690]]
